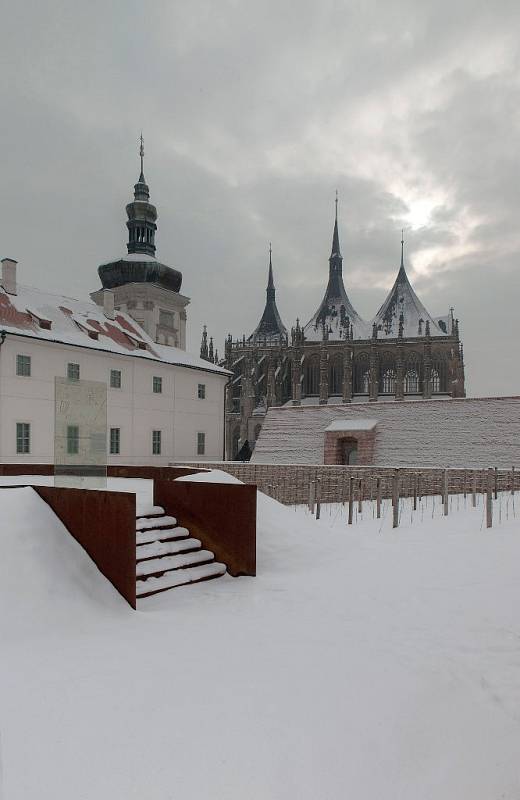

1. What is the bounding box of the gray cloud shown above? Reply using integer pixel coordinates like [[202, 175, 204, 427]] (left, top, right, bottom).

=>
[[1, 0, 520, 394]]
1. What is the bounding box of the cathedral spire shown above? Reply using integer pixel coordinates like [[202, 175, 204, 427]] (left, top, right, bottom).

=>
[[266, 242, 275, 300], [331, 191, 342, 259], [126, 135, 157, 256], [248, 245, 287, 343]]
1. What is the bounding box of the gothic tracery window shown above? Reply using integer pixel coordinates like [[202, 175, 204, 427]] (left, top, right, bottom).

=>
[[405, 369, 419, 393], [381, 368, 396, 394]]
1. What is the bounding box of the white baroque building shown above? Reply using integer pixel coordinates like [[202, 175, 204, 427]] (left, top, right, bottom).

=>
[[0, 146, 229, 466]]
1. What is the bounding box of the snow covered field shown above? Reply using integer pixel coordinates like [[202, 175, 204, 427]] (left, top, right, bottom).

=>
[[1, 478, 520, 798]]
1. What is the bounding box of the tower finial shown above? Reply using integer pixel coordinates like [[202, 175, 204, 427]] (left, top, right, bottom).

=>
[[139, 132, 145, 181], [400, 228, 405, 269], [335, 189, 338, 221]]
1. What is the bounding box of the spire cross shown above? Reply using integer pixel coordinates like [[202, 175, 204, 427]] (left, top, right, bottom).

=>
[[139, 132, 145, 179], [335, 189, 338, 220], [400, 228, 405, 268]]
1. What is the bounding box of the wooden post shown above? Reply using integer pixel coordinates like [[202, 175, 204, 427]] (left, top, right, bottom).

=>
[[487, 468, 493, 528], [392, 469, 400, 528], [443, 470, 449, 516], [413, 473, 418, 512], [358, 479, 363, 513], [348, 476, 354, 525], [308, 480, 316, 514], [376, 477, 382, 519], [316, 478, 321, 520], [472, 471, 477, 508], [494, 466, 498, 500]]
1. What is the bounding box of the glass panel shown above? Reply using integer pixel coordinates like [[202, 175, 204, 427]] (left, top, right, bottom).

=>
[[197, 432, 205, 455], [54, 377, 107, 488], [198, 383, 206, 399], [153, 376, 162, 393]]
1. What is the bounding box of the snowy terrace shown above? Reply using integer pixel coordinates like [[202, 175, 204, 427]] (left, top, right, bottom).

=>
[[1, 471, 520, 798]]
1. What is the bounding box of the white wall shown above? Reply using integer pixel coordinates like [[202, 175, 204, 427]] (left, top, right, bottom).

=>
[[0, 334, 227, 465]]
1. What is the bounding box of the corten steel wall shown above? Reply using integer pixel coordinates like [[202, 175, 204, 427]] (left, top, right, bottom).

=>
[[0, 464, 206, 480], [154, 479, 256, 577], [175, 461, 520, 505], [34, 486, 137, 609]]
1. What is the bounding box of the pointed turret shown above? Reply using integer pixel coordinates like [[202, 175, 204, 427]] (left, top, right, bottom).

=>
[[248, 245, 288, 344], [200, 325, 209, 360], [371, 233, 448, 338], [303, 198, 367, 341]]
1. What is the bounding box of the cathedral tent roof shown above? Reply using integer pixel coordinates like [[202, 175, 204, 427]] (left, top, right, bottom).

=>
[[249, 247, 287, 344], [371, 241, 447, 339], [303, 208, 368, 341]]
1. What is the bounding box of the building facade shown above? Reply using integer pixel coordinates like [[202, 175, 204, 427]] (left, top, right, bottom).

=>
[[0, 144, 229, 466], [209, 206, 465, 460]]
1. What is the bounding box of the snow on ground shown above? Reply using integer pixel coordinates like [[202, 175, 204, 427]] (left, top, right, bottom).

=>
[[1, 478, 520, 798]]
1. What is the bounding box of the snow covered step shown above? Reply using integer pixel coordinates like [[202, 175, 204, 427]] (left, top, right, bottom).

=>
[[136, 562, 227, 598], [136, 536, 202, 561], [136, 549, 215, 577], [136, 526, 190, 546], [136, 506, 165, 519], [136, 515, 177, 531]]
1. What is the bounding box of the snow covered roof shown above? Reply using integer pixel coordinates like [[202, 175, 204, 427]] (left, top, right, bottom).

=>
[[252, 397, 520, 468], [0, 284, 230, 376], [325, 418, 378, 432]]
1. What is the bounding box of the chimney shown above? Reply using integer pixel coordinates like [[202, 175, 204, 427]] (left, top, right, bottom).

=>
[[103, 289, 115, 320], [1, 258, 17, 295]]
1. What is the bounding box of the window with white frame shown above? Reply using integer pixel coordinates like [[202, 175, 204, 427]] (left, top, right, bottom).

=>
[[153, 376, 162, 394], [67, 362, 80, 381], [152, 430, 162, 455], [197, 432, 206, 455], [110, 427, 120, 455], [16, 422, 30, 454], [67, 425, 79, 455], [197, 383, 206, 399], [16, 354, 31, 377], [110, 369, 122, 389]]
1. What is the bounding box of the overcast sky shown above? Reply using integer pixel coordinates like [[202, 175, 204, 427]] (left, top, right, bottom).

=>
[[2, 0, 520, 395]]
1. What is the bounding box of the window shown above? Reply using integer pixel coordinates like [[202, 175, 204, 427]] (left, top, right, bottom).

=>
[[153, 376, 162, 394], [16, 422, 30, 454], [16, 354, 31, 377], [159, 310, 174, 328], [197, 383, 206, 399], [304, 356, 319, 395], [110, 369, 122, 389], [381, 368, 396, 394], [405, 369, 419, 394], [152, 430, 162, 455], [110, 427, 120, 455], [67, 362, 80, 381], [67, 425, 79, 455], [197, 432, 206, 455]]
